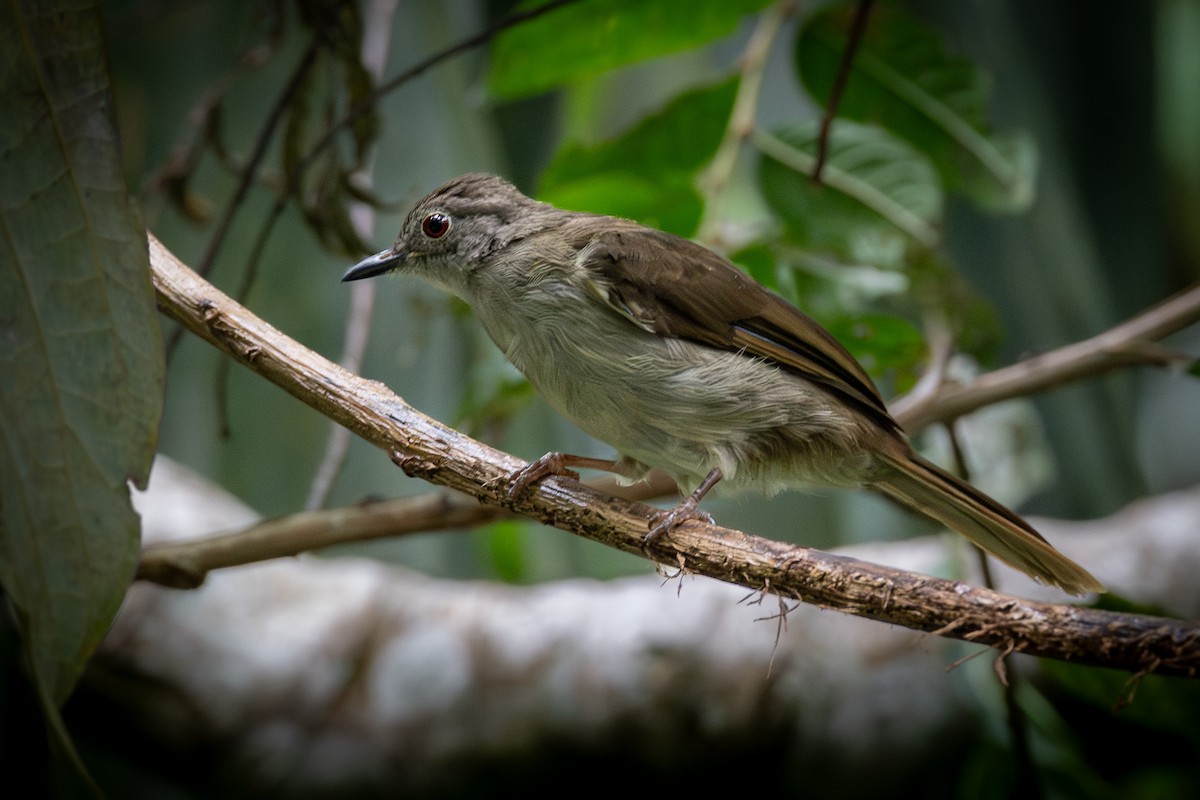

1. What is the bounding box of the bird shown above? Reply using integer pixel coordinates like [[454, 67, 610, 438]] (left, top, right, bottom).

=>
[[342, 172, 1103, 595]]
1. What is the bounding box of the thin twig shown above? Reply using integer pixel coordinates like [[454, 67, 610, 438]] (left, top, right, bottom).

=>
[[138, 493, 504, 589], [196, 35, 322, 280], [291, 0, 580, 191], [305, 0, 398, 510], [812, 0, 876, 183], [697, 0, 797, 247], [142, 472, 677, 587], [891, 283, 1200, 431], [162, 36, 322, 362], [947, 421, 1040, 793]]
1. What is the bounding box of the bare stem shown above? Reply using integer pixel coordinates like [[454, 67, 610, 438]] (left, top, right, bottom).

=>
[[304, 0, 398, 511], [697, 0, 796, 246], [812, 0, 876, 183], [891, 283, 1200, 431]]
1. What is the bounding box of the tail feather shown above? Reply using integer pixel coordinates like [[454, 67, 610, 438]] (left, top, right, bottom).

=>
[[872, 451, 1104, 595]]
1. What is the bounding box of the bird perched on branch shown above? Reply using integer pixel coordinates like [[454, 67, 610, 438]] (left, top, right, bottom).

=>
[[344, 173, 1103, 595]]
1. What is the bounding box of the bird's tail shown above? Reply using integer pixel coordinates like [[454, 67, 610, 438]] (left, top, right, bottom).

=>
[[871, 450, 1104, 595]]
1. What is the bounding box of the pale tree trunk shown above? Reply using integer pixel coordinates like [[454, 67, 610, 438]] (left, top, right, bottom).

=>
[[84, 456, 1200, 795]]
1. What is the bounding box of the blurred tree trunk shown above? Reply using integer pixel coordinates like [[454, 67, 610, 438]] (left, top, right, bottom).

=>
[[74, 456, 1200, 796]]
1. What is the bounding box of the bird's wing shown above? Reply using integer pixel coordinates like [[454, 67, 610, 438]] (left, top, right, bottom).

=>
[[573, 225, 897, 432]]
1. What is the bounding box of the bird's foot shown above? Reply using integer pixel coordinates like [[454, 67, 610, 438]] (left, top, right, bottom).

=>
[[645, 497, 715, 543], [643, 467, 724, 544], [502, 452, 620, 501]]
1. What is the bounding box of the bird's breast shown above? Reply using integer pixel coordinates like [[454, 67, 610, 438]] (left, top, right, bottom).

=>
[[470, 283, 877, 491]]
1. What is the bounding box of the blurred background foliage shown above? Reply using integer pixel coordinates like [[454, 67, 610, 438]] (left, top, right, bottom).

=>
[[9, 0, 1196, 794]]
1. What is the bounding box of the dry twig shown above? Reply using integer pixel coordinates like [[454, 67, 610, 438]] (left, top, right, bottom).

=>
[[145, 234, 1200, 677]]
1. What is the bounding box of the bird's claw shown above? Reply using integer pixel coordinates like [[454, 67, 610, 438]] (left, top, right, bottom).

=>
[[504, 452, 581, 501], [644, 499, 715, 543]]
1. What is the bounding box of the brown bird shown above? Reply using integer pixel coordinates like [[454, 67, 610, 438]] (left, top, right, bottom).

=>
[[344, 173, 1104, 595]]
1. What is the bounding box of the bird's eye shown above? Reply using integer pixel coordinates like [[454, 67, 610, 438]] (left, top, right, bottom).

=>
[[422, 212, 451, 239]]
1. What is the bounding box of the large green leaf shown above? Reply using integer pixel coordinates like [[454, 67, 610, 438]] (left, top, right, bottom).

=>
[[796, 4, 1035, 211], [0, 0, 163, 709], [540, 78, 738, 234], [757, 119, 943, 265], [490, 0, 770, 99]]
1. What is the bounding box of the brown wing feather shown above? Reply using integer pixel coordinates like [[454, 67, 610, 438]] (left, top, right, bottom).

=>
[[575, 225, 897, 432]]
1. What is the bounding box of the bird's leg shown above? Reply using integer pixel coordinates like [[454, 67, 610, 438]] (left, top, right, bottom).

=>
[[646, 467, 723, 543], [505, 452, 624, 500]]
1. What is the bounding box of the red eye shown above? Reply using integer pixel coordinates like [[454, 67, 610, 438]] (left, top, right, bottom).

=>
[[422, 212, 450, 239]]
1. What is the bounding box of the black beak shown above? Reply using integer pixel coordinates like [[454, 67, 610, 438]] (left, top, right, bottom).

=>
[[342, 248, 405, 282]]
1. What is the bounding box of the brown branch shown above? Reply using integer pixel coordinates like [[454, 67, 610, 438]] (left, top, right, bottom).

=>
[[152, 282, 1200, 578], [138, 493, 501, 589], [891, 283, 1200, 431], [146, 233, 1200, 677], [812, 0, 876, 184], [139, 469, 677, 588], [144, 277, 1199, 596]]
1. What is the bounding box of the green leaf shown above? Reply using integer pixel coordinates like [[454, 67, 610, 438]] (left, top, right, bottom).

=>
[[825, 312, 925, 391], [796, 5, 1036, 211], [540, 78, 737, 234], [481, 519, 528, 583], [0, 0, 163, 715], [490, 0, 771, 99], [728, 243, 781, 291], [757, 120, 943, 263], [541, 172, 703, 236], [544, 78, 738, 184]]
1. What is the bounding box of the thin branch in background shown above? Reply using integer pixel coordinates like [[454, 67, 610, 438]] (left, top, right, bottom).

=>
[[1003, 667, 1044, 800], [146, 24, 283, 223], [138, 493, 507, 589], [942, 420, 998, 596], [306, 0, 399, 511], [292, 0, 580, 188], [945, 420, 1043, 800], [697, 0, 796, 247], [904, 314, 956, 409], [163, 35, 322, 362], [141, 471, 677, 586], [812, 0, 875, 184], [213, 195, 290, 438], [891, 283, 1200, 431], [195, 36, 322, 280]]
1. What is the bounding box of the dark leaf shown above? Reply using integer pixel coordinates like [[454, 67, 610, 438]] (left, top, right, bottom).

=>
[[0, 0, 163, 712]]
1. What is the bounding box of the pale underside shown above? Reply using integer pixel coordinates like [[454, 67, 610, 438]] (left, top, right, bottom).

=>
[[467, 252, 884, 496]]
